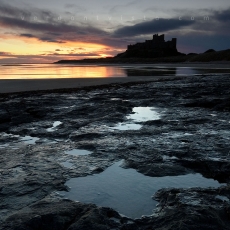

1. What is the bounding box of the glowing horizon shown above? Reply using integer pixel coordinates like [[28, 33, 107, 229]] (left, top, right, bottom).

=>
[[0, 0, 230, 63]]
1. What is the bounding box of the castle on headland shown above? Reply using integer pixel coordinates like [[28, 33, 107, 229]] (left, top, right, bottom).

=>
[[115, 34, 180, 58], [128, 34, 177, 50]]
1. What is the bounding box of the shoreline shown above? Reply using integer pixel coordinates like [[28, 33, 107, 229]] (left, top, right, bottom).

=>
[[1, 61, 230, 67], [1, 62, 230, 94], [0, 75, 183, 94], [1, 73, 229, 229]]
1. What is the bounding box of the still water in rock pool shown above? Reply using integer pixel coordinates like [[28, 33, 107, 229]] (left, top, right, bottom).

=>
[[58, 160, 223, 219], [65, 149, 92, 156], [127, 107, 161, 121], [112, 107, 161, 130], [20, 136, 40, 145], [46, 121, 62, 132]]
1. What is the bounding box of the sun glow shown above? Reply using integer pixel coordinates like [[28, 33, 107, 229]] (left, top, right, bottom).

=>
[[99, 53, 112, 58], [0, 33, 110, 62]]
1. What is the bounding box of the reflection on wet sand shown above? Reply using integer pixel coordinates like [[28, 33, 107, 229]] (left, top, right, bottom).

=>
[[0, 64, 125, 79], [125, 67, 176, 76], [125, 66, 230, 77], [1, 64, 230, 79]]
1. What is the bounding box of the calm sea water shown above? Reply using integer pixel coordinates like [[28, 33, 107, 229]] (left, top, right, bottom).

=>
[[1, 63, 230, 79]]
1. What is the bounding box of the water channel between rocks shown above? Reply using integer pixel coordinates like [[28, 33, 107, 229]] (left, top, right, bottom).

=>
[[58, 160, 224, 219]]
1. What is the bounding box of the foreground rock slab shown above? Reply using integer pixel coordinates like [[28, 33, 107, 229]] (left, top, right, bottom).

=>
[[2, 186, 230, 230], [0, 74, 230, 229]]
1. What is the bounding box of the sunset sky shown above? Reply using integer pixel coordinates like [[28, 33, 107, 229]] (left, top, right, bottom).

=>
[[0, 0, 230, 63]]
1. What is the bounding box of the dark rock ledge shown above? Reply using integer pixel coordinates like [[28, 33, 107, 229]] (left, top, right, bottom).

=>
[[2, 185, 230, 230]]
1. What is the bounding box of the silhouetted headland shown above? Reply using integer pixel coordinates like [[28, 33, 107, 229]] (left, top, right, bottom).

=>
[[55, 34, 230, 64]]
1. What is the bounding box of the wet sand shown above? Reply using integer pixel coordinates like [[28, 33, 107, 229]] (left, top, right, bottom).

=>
[[0, 76, 176, 93], [1, 62, 230, 93]]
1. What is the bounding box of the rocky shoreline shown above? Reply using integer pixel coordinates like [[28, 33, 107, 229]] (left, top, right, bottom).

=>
[[0, 74, 230, 229]]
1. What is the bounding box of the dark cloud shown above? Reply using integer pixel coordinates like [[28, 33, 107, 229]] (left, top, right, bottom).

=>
[[0, 1, 57, 23], [19, 33, 64, 43], [20, 33, 36, 38], [113, 18, 195, 37], [49, 52, 100, 56], [1, 1, 230, 59], [0, 15, 106, 35], [0, 14, 114, 45], [0, 1, 31, 18], [49, 32, 62, 36], [111, 7, 230, 53], [0, 51, 11, 55], [172, 7, 230, 24], [0, 2, 108, 45], [185, 8, 230, 37], [214, 8, 230, 22], [19, 33, 65, 43], [39, 37, 65, 43]]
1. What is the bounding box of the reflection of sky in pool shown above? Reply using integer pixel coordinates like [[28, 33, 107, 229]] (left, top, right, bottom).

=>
[[21, 136, 40, 144], [113, 123, 142, 130], [58, 160, 224, 219], [46, 121, 62, 132], [65, 149, 92, 156], [127, 107, 161, 122], [112, 107, 161, 130]]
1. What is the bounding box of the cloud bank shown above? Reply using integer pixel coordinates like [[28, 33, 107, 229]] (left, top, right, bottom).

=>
[[0, 1, 230, 62]]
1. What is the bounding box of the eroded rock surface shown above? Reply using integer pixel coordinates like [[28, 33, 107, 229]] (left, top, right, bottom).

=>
[[2, 186, 230, 230], [0, 74, 230, 229]]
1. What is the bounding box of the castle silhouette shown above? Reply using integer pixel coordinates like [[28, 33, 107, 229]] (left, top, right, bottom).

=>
[[115, 34, 180, 58]]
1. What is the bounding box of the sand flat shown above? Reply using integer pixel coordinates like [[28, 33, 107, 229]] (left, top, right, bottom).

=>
[[0, 76, 176, 93], [1, 62, 230, 94]]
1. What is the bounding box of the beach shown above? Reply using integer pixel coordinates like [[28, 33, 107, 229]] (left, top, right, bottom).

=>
[[1, 0, 230, 227], [0, 70, 230, 229], [0, 76, 169, 93], [1, 62, 230, 94]]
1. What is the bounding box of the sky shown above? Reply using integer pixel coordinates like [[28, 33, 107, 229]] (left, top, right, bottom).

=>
[[0, 0, 230, 63]]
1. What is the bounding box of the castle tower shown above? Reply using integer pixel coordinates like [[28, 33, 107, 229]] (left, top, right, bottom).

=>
[[153, 34, 165, 42], [171, 38, 177, 49], [123, 34, 178, 58]]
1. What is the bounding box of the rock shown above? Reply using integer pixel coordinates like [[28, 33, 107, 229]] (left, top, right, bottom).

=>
[[0, 108, 11, 123], [0, 73, 230, 229], [152, 186, 230, 230], [2, 198, 129, 230]]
